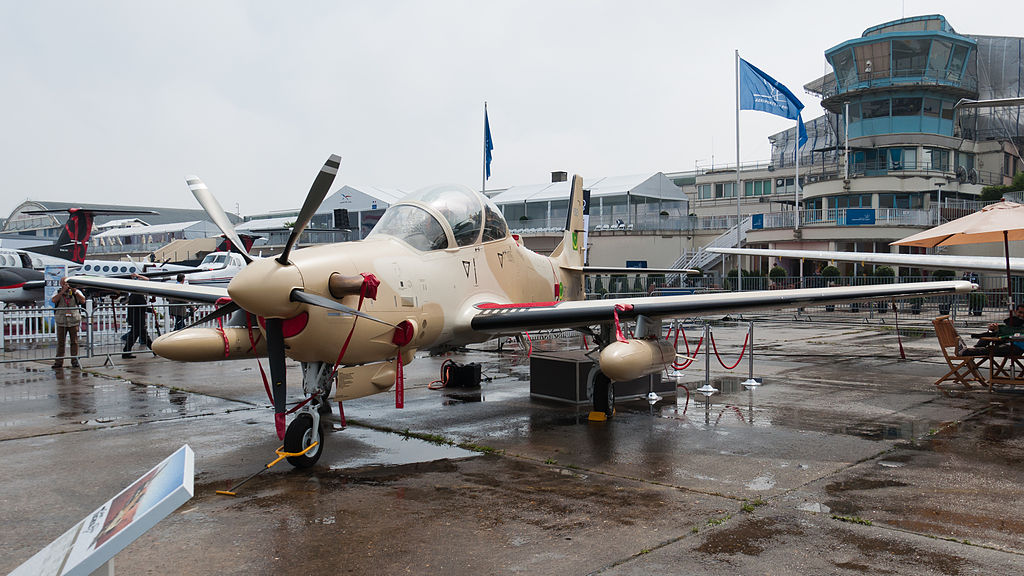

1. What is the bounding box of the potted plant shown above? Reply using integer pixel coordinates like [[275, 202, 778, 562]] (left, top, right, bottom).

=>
[[768, 265, 787, 288]]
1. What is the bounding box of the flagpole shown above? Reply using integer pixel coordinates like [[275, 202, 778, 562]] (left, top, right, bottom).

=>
[[735, 50, 742, 291], [482, 101, 488, 194], [794, 118, 800, 233]]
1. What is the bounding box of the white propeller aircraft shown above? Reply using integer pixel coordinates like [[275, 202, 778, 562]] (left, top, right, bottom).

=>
[[68, 155, 976, 467], [0, 208, 161, 305]]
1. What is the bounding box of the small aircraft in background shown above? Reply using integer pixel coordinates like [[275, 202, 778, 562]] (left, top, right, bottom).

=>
[[181, 236, 257, 287], [0, 208, 160, 305], [69, 156, 975, 468]]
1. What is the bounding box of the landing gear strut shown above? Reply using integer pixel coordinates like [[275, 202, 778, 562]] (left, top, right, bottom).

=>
[[283, 361, 336, 468]]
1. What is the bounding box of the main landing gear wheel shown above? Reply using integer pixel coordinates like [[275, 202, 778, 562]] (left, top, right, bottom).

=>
[[284, 413, 324, 468], [590, 369, 616, 418]]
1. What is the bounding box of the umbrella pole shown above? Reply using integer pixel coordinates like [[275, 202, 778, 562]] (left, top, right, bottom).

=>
[[1006, 230, 1014, 312]]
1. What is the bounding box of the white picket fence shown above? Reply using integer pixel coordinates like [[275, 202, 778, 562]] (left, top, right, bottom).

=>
[[1, 300, 216, 363]]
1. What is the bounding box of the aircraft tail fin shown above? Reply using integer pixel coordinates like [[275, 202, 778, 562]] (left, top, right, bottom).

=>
[[215, 233, 259, 254], [38, 209, 95, 264], [548, 175, 586, 300], [23, 208, 158, 265]]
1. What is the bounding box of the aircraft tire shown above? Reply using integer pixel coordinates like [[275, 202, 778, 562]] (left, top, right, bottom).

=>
[[284, 413, 324, 468], [591, 370, 616, 418]]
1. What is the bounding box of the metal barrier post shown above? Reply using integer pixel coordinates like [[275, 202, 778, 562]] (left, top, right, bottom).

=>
[[0, 306, 5, 352], [86, 299, 94, 358], [747, 321, 754, 381]]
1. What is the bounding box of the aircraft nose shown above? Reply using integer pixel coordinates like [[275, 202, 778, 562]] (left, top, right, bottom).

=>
[[228, 258, 304, 319], [0, 269, 24, 287]]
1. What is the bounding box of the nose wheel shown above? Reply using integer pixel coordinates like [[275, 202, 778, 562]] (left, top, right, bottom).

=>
[[284, 412, 324, 468]]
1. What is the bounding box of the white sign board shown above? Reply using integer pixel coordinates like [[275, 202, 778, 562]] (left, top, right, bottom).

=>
[[9, 445, 195, 576]]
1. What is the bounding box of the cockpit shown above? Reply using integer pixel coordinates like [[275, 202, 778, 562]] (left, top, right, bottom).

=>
[[367, 184, 508, 251], [201, 253, 230, 266]]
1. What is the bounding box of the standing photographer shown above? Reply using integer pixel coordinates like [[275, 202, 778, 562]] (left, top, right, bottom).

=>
[[51, 276, 85, 368]]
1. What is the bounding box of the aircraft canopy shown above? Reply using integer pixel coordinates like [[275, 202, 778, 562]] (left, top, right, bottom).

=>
[[368, 184, 507, 251]]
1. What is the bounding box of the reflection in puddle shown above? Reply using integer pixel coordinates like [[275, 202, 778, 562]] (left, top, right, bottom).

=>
[[329, 427, 478, 470]]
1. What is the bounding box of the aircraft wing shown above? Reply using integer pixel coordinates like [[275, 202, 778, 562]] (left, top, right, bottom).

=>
[[565, 266, 699, 275], [469, 280, 974, 334], [67, 275, 228, 304], [708, 247, 1024, 274]]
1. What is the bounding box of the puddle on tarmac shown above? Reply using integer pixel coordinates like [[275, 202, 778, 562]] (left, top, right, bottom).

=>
[[328, 426, 478, 470]]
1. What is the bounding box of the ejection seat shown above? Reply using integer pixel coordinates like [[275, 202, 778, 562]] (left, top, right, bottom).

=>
[[931, 315, 988, 394]]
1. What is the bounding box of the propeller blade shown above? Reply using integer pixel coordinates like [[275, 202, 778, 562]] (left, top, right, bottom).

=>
[[289, 288, 396, 328], [265, 317, 288, 440], [184, 300, 240, 329], [187, 177, 254, 264], [278, 154, 341, 265]]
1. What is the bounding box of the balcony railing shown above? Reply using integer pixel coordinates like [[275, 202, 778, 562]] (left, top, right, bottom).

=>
[[820, 67, 978, 101], [800, 159, 1005, 187]]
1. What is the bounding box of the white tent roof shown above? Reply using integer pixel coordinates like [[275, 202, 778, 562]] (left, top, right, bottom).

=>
[[92, 221, 206, 238], [236, 217, 293, 232], [489, 173, 684, 204], [340, 184, 409, 206]]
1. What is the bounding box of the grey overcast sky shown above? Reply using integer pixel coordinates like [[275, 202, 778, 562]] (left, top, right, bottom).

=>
[[2, 1, 1021, 218]]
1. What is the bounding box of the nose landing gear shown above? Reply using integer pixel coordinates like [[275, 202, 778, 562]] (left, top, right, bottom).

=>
[[284, 411, 324, 468]]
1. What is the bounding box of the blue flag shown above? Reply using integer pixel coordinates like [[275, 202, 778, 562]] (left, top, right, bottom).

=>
[[739, 57, 807, 148], [484, 108, 494, 179]]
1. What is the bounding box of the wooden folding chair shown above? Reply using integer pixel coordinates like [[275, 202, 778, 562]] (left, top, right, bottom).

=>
[[931, 315, 988, 392]]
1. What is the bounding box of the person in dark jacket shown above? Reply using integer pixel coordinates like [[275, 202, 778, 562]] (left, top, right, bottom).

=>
[[122, 273, 151, 359]]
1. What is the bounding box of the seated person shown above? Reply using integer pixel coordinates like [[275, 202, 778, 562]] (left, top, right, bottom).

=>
[[960, 303, 1024, 356]]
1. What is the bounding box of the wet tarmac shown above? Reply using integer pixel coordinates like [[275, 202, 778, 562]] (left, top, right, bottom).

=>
[[1, 322, 1023, 575]]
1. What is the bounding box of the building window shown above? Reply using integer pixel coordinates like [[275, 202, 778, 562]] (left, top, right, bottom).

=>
[[892, 97, 922, 116], [887, 147, 917, 170], [697, 184, 713, 200], [926, 147, 949, 171], [862, 99, 890, 119], [833, 194, 871, 209], [948, 44, 969, 78], [927, 39, 952, 79], [775, 177, 798, 194], [940, 100, 955, 120], [879, 193, 922, 209], [892, 38, 929, 75], [744, 179, 771, 196], [714, 182, 736, 198], [831, 48, 858, 89]]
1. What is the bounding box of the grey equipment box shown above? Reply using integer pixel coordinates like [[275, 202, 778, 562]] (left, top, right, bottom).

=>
[[529, 349, 675, 405]]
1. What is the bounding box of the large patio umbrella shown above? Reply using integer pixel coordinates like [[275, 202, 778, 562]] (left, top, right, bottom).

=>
[[892, 200, 1024, 310]]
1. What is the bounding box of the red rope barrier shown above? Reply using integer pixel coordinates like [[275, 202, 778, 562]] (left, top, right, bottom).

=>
[[670, 326, 703, 370], [710, 330, 750, 369], [892, 300, 906, 360], [676, 384, 690, 414]]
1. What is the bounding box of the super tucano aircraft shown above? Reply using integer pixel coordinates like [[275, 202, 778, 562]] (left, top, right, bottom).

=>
[[68, 155, 976, 468]]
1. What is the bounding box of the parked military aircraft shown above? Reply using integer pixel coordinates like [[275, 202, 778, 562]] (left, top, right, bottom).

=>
[[68, 156, 975, 468]]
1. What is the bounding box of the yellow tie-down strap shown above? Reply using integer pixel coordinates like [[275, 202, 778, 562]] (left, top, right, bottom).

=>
[[215, 442, 319, 496]]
